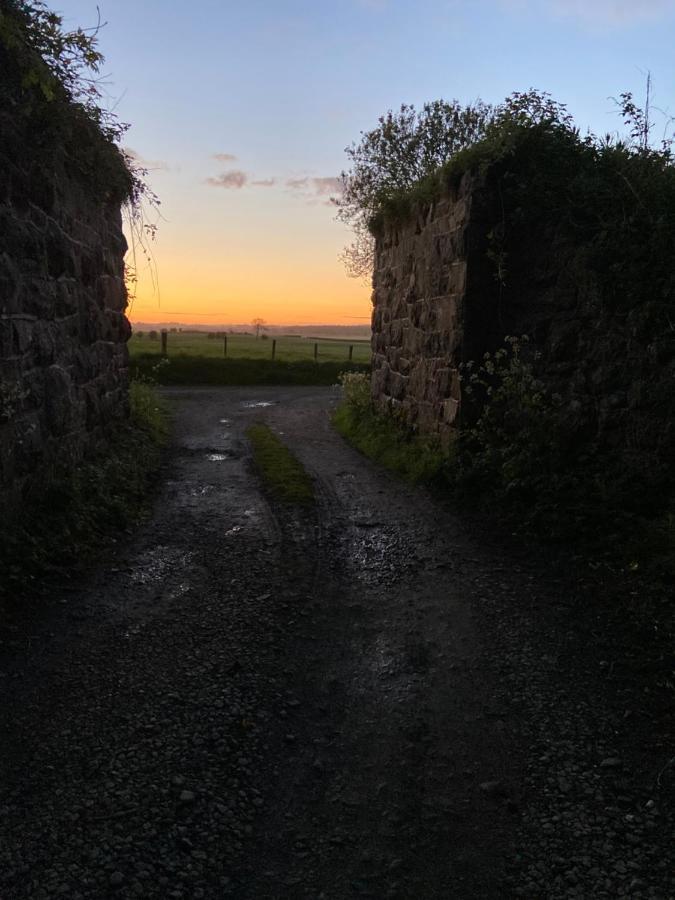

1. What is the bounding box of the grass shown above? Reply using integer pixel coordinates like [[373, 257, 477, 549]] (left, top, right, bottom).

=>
[[0, 381, 169, 606], [246, 424, 314, 504], [129, 331, 371, 364], [332, 397, 447, 484], [131, 355, 369, 387], [333, 377, 675, 580]]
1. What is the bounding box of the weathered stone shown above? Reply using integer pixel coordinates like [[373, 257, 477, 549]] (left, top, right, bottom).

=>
[[0, 63, 130, 521], [372, 164, 675, 500]]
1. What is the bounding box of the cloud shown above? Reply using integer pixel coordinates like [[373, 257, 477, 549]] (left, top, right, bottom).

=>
[[287, 177, 310, 191], [502, 0, 675, 23], [286, 176, 343, 204], [251, 177, 277, 187], [206, 170, 248, 189], [312, 176, 342, 196], [213, 152, 237, 162], [124, 147, 169, 171]]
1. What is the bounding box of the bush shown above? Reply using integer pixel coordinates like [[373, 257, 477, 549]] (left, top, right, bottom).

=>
[[0, 380, 169, 604], [333, 373, 446, 483], [131, 355, 369, 387]]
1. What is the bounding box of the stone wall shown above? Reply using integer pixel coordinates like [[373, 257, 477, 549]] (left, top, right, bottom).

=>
[[0, 38, 131, 516], [371, 173, 475, 447], [371, 158, 675, 476]]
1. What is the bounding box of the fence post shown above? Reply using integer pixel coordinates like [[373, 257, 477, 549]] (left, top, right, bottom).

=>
[[314, 342, 318, 362], [272, 339, 276, 360], [161, 329, 168, 356], [223, 334, 228, 357], [348, 344, 353, 362]]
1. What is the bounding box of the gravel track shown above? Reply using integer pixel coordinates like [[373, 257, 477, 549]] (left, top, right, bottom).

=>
[[0, 386, 672, 899]]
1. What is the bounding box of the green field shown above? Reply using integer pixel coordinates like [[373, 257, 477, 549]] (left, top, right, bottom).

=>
[[129, 331, 371, 364]]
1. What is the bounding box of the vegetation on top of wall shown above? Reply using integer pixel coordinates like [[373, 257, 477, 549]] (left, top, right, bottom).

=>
[[0, 0, 145, 204], [338, 87, 675, 289]]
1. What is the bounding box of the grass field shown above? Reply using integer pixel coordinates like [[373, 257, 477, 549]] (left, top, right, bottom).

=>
[[129, 331, 371, 364]]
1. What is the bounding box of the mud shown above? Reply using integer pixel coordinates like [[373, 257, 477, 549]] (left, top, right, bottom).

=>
[[0, 387, 672, 899]]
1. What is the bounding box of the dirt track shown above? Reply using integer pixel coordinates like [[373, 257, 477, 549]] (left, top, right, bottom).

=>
[[0, 386, 672, 899]]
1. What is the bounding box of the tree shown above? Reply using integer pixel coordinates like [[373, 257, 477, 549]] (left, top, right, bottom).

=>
[[335, 91, 574, 280], [335, 99, 494, 279], [252, 317, 267, 339]]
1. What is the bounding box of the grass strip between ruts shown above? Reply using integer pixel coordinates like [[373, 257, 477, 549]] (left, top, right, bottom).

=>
[[246, 424, 314, 505]]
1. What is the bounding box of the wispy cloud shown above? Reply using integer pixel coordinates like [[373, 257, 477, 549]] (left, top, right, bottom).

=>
[[286, 176, 343, 204], [287, 177, 310, 191], [206, 170, 248, 189], [213, 152, 237, 162], [312, 176, 341, 196], [124, 147, 169, 171], [205, 168, 341, 201]]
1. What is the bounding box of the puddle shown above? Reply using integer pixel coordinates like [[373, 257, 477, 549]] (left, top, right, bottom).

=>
[[225, 525, 242, 536], [241, 400, 278, 409], [207, 453, 230, 462], [129, 546, 194, 586], [219, 418, 231, 425]]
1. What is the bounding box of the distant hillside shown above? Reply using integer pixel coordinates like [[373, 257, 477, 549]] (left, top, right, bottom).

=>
[[131, 323, 372, 341]]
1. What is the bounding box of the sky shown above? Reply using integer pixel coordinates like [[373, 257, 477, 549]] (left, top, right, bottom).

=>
[[54, 0, 675, 326]]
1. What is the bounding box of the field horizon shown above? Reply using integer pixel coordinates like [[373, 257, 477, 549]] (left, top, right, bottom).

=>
[[129, 321, 372, 341]]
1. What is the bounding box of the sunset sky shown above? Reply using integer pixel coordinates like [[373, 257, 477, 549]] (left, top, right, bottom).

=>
[[56, 0, 675, 326]]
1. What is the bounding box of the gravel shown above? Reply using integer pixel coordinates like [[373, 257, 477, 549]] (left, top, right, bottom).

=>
[[0, 386, 672, 899]]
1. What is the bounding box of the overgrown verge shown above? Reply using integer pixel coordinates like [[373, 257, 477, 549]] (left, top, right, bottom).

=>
[[132, 355, 369, 387], [246, 424, 314, 504], [332, 373, 446, 483], [0, 381, 169, 606], [334, 369, 675, 577], [337, 87, 675, 579], [453, 339, 675, 575]]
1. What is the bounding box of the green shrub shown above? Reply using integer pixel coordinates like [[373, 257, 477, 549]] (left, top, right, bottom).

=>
[[333, 373, 447, 483], [0, 380, 169, 605], [131, 355, 369, 387], [451, 338, 675, 569]]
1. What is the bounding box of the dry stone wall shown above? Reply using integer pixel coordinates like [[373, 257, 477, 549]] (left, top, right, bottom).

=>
[[371, 153, 675, 496], [0, 44, 131, 517], [371, 173, 475, 447]]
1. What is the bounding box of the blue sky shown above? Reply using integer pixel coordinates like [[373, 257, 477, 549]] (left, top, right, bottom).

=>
[[54, 0, 675, 324]]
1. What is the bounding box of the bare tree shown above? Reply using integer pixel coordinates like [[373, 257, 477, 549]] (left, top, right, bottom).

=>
[[252, 317, 267, 339]]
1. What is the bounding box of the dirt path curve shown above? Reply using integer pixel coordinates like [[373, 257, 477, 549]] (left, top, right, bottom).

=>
[[0, 387, 672, 900]]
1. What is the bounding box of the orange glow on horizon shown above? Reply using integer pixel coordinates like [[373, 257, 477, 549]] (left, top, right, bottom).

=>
[[125, 253, 372, 327]]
